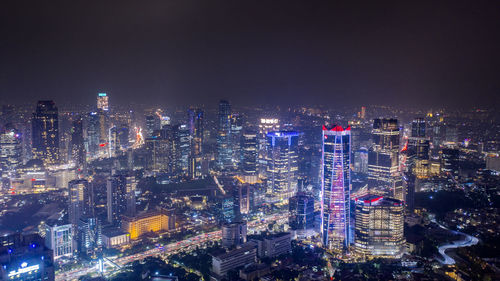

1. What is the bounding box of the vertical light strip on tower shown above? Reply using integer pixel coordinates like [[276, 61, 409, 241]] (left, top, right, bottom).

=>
[[321, 125, 351, 251]]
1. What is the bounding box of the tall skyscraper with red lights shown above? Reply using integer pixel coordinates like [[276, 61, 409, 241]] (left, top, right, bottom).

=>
[[321, 124, 351, 251]]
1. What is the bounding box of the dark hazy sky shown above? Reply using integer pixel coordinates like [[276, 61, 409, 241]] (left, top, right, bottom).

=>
[[1, 0, 499, 109]]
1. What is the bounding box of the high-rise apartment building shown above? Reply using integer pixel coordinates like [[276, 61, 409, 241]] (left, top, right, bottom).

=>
[[70, 118, 85, 167], [107, 173, 137, 225], [217, 100, 233, 170], [97, 93, 109, 111], [230, 114, 243, 166], [145, 114, 161, 137], [354, 195, 405, 258], [173, 124, 191, 176], [187, 108, 204, 178], [321, 125, 351, 251], [86, 112, 100, 157], [0, 126, 22, 183], [258, 118, 280, 177], [441, 148, 459, 179], [367, 119, 404, 200], [289, 192, 315, 238], [408, 118, 430, 179], [68, 179, 93, 225], [32, 100, 59, 165], [241, 130, 258, 178], [145, 127, 174, 174], [266, 131, 299, 202], [77, 216, 102, 257]]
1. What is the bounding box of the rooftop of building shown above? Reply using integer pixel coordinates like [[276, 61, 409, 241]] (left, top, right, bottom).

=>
[[211, 242, 256, 260], [266, 131, 300, 138], [102, 227, 128, 237], [355, 194, 403, 206], [248, 231, 291, 241]]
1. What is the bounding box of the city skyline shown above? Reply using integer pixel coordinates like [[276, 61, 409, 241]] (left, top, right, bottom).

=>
[[0, 2, 499, 281]]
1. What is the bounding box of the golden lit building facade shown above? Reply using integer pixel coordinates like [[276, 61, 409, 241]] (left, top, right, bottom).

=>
[[354, 194, 405, 259], [121, 209, 174, 240]]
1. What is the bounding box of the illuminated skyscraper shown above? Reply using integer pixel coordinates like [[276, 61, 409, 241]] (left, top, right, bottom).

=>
[[241, 130, 258, 177], [145, 127, 174, 174], [411, 117, 426, 138], [70, 118, 85, 167], [266, 131, 299, 202], [68, 179, 93, 225], [95, 93, 110, 157], [97, 93, 109, 111], [367, 119, 403, 200], [174, 124, 191, 176], [145, 114, 161, 137], [187, 108, 204, 178], [217, 100, 232, 170], [107, 173, 136, 225], [258, 118, 280, 176], [321, 124, 351, 251], [354, 195, 405, 258], [97, 110, 108, 153], [359, 106, 366, 119], [441, 148, 459, 179], [0, 125, 22, 184], [77, 216, 102, 257], [289, 192, 315, 238], [32, 100, 59, 165], [408, 118, 430, 178], [86, 112, 100, 156], [230, 114, 243, 166]]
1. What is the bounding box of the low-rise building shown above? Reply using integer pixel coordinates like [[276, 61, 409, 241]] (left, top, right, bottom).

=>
[[221, 221, 247, 248], [101, 228, 130, 248], [211, 242, 257, 280], [0, 233, 55, 281], [121, 208, 174, 240], [239, 263, 270, 281], [250, 232, 292, 258]]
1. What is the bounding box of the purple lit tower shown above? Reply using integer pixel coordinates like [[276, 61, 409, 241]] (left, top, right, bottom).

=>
[[321, 124, 351, 252]]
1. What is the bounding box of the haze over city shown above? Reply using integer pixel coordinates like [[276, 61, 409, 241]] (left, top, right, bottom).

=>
[[1, 1, 499, 108]]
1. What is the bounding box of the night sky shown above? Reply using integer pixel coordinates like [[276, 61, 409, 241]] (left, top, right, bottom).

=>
[[1, 1, 499, 109]]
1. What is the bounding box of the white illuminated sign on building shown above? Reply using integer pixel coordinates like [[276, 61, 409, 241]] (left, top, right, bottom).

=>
[[7, 263, 40, 277]]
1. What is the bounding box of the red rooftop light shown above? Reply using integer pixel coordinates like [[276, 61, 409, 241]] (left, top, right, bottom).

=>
[[322, 125, 351, 131]]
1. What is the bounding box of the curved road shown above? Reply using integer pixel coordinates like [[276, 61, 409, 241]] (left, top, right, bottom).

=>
[[433, 219, 479, 265]]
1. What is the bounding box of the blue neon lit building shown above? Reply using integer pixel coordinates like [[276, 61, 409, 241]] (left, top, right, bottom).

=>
[[266, 131, 299, 202], [321, 125, 351, 251]]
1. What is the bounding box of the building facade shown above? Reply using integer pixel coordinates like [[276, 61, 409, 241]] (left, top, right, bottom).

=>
[[44, 222, 73, 260], [265, 131, 299, 202], [289, 192, 315, 238], [121, 209, 174, 240], [221, 221, 247, 248], [217, 100, 233, 170], [68, 179, 93, 225], [354, 195, 405, 258], [321, 125, 351, 251], [32, 100, 59, 165]]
